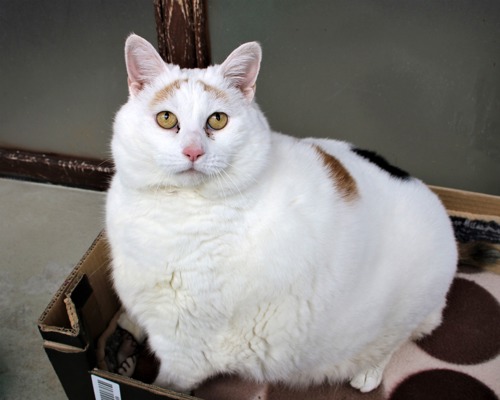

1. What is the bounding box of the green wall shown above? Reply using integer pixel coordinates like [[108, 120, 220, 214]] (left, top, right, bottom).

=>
[[1, 1, 498, 195], [0, 1, 156, 159], [208, 0, 500, 195]]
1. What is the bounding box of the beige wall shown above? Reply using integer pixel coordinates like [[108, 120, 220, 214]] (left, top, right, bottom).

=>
[[1, 1, 498, 195]]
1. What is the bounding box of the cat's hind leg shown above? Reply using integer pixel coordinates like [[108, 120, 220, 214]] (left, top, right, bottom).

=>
[[411, 307, 444, 341], [349, 365, 385, 393], [349, 351, 393, 393], [350, 306, 446, 392]]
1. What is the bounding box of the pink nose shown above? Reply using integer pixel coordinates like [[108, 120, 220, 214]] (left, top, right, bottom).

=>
[[183, 146, 205, 162]]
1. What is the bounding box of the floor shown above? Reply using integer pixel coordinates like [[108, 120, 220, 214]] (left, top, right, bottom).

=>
[[0, 178, 106, 399]]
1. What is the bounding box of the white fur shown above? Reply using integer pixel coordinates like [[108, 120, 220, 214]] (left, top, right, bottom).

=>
[[106, 34, 457, 393]]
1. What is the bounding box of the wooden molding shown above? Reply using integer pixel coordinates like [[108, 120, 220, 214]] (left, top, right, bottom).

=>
[[0, 147, 114, 191], [154, 0, 211, 68]]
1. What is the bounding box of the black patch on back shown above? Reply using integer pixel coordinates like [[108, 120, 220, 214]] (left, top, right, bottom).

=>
[[352, 147, 411, 180]]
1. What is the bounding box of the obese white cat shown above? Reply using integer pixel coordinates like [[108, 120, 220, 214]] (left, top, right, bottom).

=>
[[106, 34, 457, 393]]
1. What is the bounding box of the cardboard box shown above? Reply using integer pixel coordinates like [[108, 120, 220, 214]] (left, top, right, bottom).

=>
[[37, 232, 194, 400], [38, 186, 500, 400]]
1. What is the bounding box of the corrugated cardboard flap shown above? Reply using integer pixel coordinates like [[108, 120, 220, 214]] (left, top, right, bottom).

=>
[[431, 186, 500, 223], [38, 231, 120, 348]]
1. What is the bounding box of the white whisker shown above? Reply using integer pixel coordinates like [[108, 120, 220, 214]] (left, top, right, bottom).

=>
[[213, 171, 228, 203], [225, 160, 260, 187], [220, 168, 245, 199]]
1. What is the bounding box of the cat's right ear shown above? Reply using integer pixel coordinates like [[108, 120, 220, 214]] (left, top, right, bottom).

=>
[[125, 34, 167, 96]]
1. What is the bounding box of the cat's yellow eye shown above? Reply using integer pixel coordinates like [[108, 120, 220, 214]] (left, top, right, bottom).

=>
[[207, 112, 228, 130], [156, 111, 178, 130]]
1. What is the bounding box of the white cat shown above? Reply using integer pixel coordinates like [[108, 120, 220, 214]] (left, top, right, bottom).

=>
[[106, 34, 457, 393]]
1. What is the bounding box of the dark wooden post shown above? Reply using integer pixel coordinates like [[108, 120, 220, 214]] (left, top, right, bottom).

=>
[[153, 0, 211, 68]]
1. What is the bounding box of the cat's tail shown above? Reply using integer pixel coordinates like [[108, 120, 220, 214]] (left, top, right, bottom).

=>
[[458, 242, 500, 273]]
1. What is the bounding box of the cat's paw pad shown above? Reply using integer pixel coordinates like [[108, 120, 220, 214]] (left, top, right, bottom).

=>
[[117, 355, 137, 377], [349, 368, 383, 393]]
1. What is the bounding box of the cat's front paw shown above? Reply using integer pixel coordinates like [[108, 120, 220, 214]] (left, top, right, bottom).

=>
[[349, 367, 383, 393]]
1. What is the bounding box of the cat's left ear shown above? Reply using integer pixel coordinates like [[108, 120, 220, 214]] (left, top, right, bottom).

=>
[[220, 42, 262, 102], [125, 34, 168, 96]]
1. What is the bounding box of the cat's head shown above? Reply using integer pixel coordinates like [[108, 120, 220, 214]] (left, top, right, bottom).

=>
[[111, 34, 271, 196]]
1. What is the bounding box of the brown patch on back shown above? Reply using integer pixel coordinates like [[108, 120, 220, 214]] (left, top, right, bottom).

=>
[[315, 145, 359, 202], [198, 80, 227, 100], [151, 79, 188, 105]]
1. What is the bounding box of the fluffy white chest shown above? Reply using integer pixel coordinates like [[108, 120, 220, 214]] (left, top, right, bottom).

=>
[[107, 186, 249, 283]]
